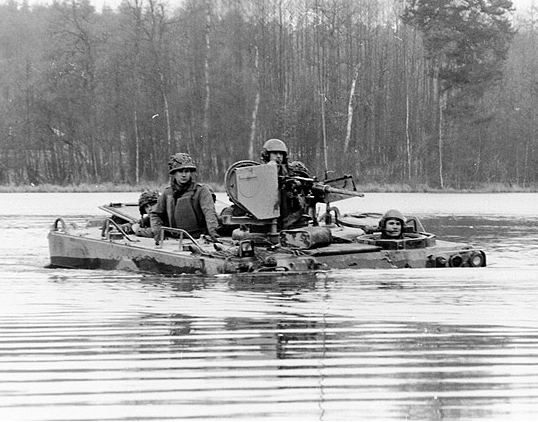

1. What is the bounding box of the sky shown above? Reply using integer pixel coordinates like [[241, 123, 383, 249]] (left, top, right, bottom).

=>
[[89, 0, 538, 13], [510, 0, 536, 11], [1, 0, 536, 14]]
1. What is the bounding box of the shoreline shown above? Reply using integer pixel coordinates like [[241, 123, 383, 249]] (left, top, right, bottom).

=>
[[0, 182, 537, 194]]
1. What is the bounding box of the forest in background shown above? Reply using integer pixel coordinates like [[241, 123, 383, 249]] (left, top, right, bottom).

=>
[[0, 0, 536, 190]]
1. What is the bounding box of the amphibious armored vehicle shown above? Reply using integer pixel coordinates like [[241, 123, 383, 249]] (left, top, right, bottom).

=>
[[48, 162, 486, 275]]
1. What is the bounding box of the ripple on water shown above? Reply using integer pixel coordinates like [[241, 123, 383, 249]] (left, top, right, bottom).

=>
[[2, 195, 538, 420], [1, 266, 538, 420]]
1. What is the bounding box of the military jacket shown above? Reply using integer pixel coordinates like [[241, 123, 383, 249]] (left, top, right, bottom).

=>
[[150, 181, 219, 242]]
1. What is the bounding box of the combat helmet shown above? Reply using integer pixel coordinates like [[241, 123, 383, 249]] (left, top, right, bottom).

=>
[[168, 153, 197, 174], [261, 138, 288, 163], [138, 190, 159, 215], [378, 209, 406, 231], [289, 160, 309, 178]]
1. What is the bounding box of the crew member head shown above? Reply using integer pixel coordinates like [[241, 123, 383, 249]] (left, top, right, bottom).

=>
[[261, 138, 288, 165], [379, 209, 406, 239], [138, 190, 159, 216], [168, 152, 197, 186], [289, 160, 309, 177]]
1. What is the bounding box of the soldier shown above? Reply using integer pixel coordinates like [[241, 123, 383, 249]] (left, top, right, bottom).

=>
[[103, 190, 160, 238], [220, 139, 312, 233], [260, 138, 289, 176], [281, 160, 314, 229], [131, 190, 159, 237], [378, 209, 406, 239], [261, 139, 312, 229], [151, 153, 220, 243]]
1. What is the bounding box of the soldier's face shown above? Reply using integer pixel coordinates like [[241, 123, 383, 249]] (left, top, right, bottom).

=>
[[144, 203, 157, 214], [384, 219, 402, 237], [269, 151, 284, 164], [173, 169, 192, 185]]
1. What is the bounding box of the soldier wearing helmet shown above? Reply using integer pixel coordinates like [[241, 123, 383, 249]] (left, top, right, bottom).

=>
[[138, 190, 160, 216], [150, 153, 220, 243], [126, 190, 160, 237], [261, 139, 316, 229], [113, 190, 160, 238], [378, 209, 406, 239], [261, 138, 288, 170]]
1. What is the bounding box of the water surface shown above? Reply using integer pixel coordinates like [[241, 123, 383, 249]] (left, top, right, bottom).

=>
[[1, 192, 537, 420]]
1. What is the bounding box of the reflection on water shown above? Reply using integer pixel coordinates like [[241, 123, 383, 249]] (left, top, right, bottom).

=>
[[2, 270, 538, 420], [1, 193, 538, 420]]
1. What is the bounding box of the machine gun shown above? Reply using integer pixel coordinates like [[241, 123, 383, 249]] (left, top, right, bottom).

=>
[[223, 161, 364, 235], [284, 175, 363, 201], [280, 174, 364, 226]]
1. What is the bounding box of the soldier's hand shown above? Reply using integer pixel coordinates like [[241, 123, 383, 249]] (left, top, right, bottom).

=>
[[207, 233, 222, 243]]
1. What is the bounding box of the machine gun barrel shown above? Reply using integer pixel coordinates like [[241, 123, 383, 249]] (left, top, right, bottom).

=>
[[287, 176, 364, 198], [312, 183, 364, 197]]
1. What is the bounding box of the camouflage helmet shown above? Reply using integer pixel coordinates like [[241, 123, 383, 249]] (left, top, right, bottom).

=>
[[379, 209, 406, 230], [138, 190, 159, 215], [168, 153, 197, 174], [289, 160, 309, 177], [261, 138, 288, 163]]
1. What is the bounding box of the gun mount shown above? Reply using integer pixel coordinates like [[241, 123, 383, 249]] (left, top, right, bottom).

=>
[[289, 175, 364, 202], [224, 160, 363, 226]]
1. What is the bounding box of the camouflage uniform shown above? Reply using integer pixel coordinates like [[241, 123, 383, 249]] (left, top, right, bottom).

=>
[[150, 153, 219, 242]]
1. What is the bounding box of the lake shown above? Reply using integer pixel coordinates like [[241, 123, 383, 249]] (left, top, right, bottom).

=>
[[1, 192, 538, 420]]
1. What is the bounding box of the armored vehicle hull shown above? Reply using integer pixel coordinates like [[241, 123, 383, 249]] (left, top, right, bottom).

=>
[[48, 203, 486, 276]]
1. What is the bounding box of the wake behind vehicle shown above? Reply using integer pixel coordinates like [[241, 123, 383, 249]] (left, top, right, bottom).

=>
[[48, 162, 486, 276]]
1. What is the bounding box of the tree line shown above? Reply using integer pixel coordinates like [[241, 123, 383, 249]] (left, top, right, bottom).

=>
[[0, 0, 535, 189]]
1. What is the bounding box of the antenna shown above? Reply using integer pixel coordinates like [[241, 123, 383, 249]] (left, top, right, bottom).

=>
[[320, 92, 329, 181]]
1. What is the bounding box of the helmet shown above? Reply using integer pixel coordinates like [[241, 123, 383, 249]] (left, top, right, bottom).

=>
[[289, 160, 309, 177], [168, 153, 197, 174], [138, 190, 159, 215], [263, 138, 288, 153], [379, 209, 406, 230], [261, 138, 288, 163]]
